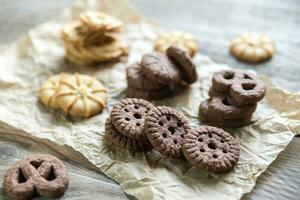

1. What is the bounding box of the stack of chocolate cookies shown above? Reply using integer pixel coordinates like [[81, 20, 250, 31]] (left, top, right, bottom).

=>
[[126, 45, 198, 100], [105, 98, 241, 173], [199, 69, 266, 128]]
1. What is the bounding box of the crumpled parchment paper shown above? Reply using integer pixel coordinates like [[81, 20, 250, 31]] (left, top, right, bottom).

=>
[[0, 0, 299, 199]]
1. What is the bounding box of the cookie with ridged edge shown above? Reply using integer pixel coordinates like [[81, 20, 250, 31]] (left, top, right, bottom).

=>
[[145, 106, 189, 158], [126, 62, 164, 90], [105, 117, 152, 152], [126, 86, 173, 100], [111, 98, 154, 141], [141, 52, 181, 86], [166, 45, 198, 84], [183, 125, 240, 173], [199, 99, 253, 128]]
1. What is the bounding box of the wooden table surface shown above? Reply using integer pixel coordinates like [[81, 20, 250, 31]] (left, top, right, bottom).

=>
[[0, 0, 299, 199]]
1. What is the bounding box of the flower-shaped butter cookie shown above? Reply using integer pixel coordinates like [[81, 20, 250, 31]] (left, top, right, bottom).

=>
[[56, 73, 107, 118], [230, 32, 275, 63], [154, 31, 198, 57]]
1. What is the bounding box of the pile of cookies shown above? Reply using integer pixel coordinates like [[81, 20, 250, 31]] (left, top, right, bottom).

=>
[[199, 69, 266, 128], [3, 154, 69, 200], [39, 73, 107, 118], [61, 11, 128, 65], [106, 98, 240, 173], [126, 45, 198, 100]]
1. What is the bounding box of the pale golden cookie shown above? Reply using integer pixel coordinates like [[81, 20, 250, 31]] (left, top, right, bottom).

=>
[[39, 74, 69, 109], [154, 31, 198, 57], [79, 11, 123, 32], [61, 20, 85, 44], [230, 32, 275, 63], [56, 74, 107, 118]]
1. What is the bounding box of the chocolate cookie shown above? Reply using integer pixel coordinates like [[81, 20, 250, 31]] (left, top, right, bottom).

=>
[[126, 62, 164, 90], [183, 126, 240, 173], [230, 79, 266, 104], [206, 95, 256, 119], [166, 45, 198, 84], [3, 154, 69, 200], [199, 100, 253, 128], [145, 106, 189, 158], [111, 98, 154, 140], [126, 86, 173, 100], [141, 52, 181, 85], [105, 117, 152, 152], [212, 70, 256, 93]]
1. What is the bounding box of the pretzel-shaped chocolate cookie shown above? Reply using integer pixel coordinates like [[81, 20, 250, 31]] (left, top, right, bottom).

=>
[[3, 155, 69, 200], [212, 70, 266, 104]]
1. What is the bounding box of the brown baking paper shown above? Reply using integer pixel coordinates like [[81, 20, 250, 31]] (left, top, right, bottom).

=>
[[0, 0, 299, 199]]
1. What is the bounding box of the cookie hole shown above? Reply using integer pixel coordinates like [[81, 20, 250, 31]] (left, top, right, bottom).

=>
[[17, 168, 27, 183], [134, 105, 139, 109], [166, 116, 171, 121], [208, 142, 217, 150], [177, 123, 182, 127], [162, 133, 167, 138], [168, 127, 175, 135], [133, 113, 142, 119], [124, 108, 129, 112], [223, 150, 228, 154], [173, 139, 177, 144], [180, 134, 184, 138], [136, 123, 141, 126], [208, 134, 213, 138], [223, 72, 234, 79], [45, 166, 56, 181], [30, 160, 43, 169], [125, 117, 130, 121], [220, 139, 225, 143], [222, 98, 231, 106], [200, 149, 205, 152], [145, 110, 148, 113], [242, 83, 256, 90], [213, 154, 218, 159], [198, 138, 203, 142], [244, 74, 253, 79], [158, 121, 163, 126]]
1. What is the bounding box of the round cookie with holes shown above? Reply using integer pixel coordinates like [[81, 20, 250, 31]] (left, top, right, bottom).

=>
[[145, 106, 189, 158], [111, 98, 154, 141], [141, 52, 181, 86], [183, 126, 240, 173], [105, 117, 152, 152]]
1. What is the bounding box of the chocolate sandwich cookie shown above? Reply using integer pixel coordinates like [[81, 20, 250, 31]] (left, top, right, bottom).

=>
[[126, 62, 164, 90], [166, 45, 198, 84], [199, 100, 253, 128], [212, 70, 256, 93], [111, 98, 154, 140], [105, 117, 152, 152], [145, 106, 189, 158], [3, 154, 69, 200], [126, 86, 173, 100], [183, 126, 240, 173], [141, 52, 181, 86]]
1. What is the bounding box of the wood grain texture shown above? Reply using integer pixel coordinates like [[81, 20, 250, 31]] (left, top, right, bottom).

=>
[[0, 0, 299, 199]]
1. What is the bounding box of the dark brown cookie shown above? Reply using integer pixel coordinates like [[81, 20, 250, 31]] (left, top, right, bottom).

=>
[[141, 52, 181, 85], [105, 117, 152, 152], [145, 106, 189, 158], [199, 100, 253, 128], [3, 154, 69, 200], [166, 45, 198, 84], [230, 79, 266, 104], [208, 87, 248, 106], [126, 62, 164, 90], [206, 95, 256, 119], [212, 70, 256, 93], [111, 98, 154, 141], [183, 126, 240, 173], [126, 86, 173, 100]]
